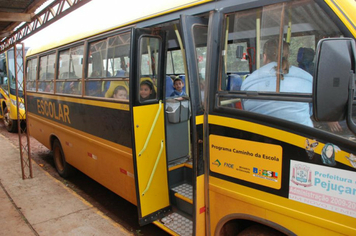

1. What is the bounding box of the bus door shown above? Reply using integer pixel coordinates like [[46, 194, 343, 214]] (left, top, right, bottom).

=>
[[130, 28, 170, 225], [205, 2, 356, 235], [180, 15, 208, 236]]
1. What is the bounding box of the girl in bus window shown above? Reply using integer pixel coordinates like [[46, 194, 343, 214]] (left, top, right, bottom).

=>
[[140, 80, 156, 101]]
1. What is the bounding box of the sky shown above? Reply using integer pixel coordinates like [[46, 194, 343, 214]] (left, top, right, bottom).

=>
[[23, 0, 200, 49]]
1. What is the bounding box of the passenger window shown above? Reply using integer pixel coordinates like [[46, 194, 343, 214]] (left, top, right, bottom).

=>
[[193, 25, 207, 109], [138, 36, 160, 102], [86, 32, 130, 99], [26, 58, 37, 92], [57, 45, 83, 95], [39, 53, 55, 93], [217, 1, 355, 141]]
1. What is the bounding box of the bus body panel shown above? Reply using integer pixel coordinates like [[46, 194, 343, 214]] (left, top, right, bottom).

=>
[[207, 116, 356, 235], [27, 93, 137, 205], [327, 0, 356, 37]]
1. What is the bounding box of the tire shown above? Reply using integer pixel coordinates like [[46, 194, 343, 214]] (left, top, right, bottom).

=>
[[53, 139, 73, 178], [238, 224, 285, 236], [3, 107, 18, 133]]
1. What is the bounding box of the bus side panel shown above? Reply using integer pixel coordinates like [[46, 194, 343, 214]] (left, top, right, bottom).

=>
[[209, 180, 349, 236], [28, 113, 53, 149], [208, 115, 356, 235], [59, 123, 137, 205], [27, 94, 137, 205]]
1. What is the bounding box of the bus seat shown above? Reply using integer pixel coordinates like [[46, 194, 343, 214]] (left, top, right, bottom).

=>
[[85, 81, 103, 96], [105, 81, 129, 98], [226, 74, 242, 91], [166, 76, 174, 97], [297, 47, 315, 75], [226, 74, 243, 109], [63, 81, 81, 95], [116, 70, 125, 77]]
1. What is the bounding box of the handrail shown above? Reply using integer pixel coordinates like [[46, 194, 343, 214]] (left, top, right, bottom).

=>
[[142, 139, 164, 196], [139, 100, 162, 157]]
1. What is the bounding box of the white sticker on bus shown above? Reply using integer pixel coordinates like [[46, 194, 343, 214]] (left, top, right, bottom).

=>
[[289, 160, 356, 218]]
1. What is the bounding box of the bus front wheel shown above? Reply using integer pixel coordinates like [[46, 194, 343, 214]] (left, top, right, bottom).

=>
[[53, 139, 72, 178], [3, 107, 18, 133]]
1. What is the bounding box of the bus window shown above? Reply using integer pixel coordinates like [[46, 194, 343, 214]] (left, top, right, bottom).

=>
[[218, 1, 355, 141], [86, 32, 131, 99], [26, 58, 37, 92], [107, 33, 130, 78], [57, 45, 83, 95], [0, 53, 8, 91], [138, 36, 160, 102], [39, 53, 55, 93], [88, 39, 107, 78], [171, 50, 185, 75], [192, 25, 207, 106], [104, 33, 130, 100], [86, 39, 107, 97]]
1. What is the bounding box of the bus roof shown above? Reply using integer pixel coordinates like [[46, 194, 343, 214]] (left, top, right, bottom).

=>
[[327, 0, 356, 37], [26, 0, 212, 57]]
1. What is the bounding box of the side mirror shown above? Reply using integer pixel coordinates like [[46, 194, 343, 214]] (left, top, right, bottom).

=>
[[313, 38, 356, 133]]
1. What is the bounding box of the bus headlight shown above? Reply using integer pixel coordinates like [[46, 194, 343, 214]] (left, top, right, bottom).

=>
[[11, 99, 25, 110]]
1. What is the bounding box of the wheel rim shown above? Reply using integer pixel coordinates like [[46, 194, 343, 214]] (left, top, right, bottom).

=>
[[54, 146, 64, 172]]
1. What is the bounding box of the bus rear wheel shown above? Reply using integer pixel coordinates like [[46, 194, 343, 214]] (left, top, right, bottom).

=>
[[3, 107, 18, 133], [237, 224, 285, 236], [53, 139, 72, 178]]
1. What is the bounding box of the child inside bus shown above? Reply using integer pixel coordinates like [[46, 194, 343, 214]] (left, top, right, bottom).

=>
[[140, 80, 156, 101], [170, 77, 186, 97], [112, 85, 128, 99]]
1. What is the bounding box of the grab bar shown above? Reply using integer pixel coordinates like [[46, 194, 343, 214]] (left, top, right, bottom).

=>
[[139, 100, 162, 157], [142, 139, 164, 196]]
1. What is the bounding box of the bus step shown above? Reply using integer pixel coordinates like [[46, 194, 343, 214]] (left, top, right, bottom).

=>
[[157, 212, 193, 236], [168, 162, 192, 188], [171, 183, 193, 216]]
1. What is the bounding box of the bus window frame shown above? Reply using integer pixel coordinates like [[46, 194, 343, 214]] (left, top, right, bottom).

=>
[[38, 51, 57, 94], [56, 43, 85, 96], [137, 34, 162, 103], [85, 30, 132, 99], [26, 57, 38, 92]]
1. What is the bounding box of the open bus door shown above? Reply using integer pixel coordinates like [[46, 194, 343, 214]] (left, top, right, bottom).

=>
[[180, 15, 209, 236], [130, 28, 171, 226]]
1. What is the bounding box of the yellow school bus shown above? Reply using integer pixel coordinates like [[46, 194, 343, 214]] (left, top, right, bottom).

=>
[[25, 0, 356, 235], [0, 46, 26, 132]]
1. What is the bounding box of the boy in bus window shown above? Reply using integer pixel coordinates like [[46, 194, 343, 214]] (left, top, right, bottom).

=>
[[113, 85, 128, 99], [140, 80, 156, 101], [170, 77, 186, 97], [241, 39, 313, 127]]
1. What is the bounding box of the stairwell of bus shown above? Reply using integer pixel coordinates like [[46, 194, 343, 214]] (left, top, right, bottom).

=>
[[155, 98, 194, 235]]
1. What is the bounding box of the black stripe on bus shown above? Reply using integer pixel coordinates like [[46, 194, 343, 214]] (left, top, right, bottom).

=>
[[26, 95, 132, 148]]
